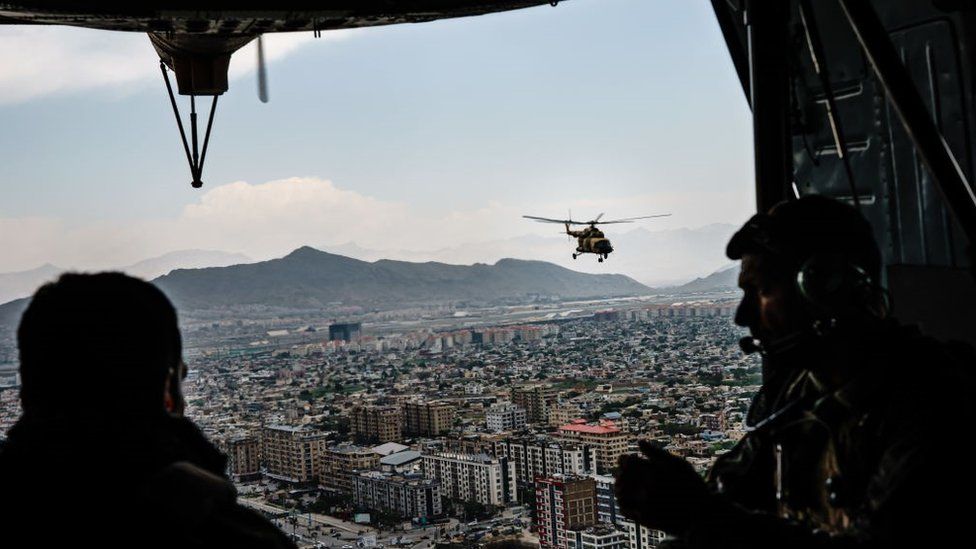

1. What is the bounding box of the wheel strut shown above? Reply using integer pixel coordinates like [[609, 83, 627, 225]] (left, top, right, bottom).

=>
[[160, 61, 219, 189]]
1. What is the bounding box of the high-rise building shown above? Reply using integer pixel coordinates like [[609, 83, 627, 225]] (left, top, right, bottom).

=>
[[591, 474, 620, 525], [320, 443, 381, 493], [556, 421, 630, 475], [486, 402, 527, 433], [351, 404, 403, 443], [353, 471, 442, 520], [494, 438, 597, 489], [329, 322, 362, 342], [261, 424, 328, 483], [535, 475, 597, 549], [222, 434, 262, 481], [422, 452, 516, 506], [403, 400, 456, 437], [511, 384, 557, 424], [591, 473, 665, 549]]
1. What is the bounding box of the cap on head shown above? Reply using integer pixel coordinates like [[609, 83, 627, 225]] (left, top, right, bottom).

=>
[[727, 195, 882, 284], [17, 272, 182, 416]]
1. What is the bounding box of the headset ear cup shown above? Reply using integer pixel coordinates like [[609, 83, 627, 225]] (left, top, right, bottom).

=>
[[797, 255, 847, 315], [797, 255, 875, 318]]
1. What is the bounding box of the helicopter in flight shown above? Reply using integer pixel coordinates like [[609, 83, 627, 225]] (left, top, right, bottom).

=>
[[523, 213, 671, 262]]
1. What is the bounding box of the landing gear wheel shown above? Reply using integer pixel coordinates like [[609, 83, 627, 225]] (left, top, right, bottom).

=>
[[572, 253, 577, 260], [598, 257, 604, 263]]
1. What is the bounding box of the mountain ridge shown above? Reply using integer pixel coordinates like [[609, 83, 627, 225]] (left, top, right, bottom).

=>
[[671, 264, 739, 293], [153, 247, 651, 311]]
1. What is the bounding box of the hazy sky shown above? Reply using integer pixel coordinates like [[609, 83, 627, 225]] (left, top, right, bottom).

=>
[[0, 0, 754, 276]]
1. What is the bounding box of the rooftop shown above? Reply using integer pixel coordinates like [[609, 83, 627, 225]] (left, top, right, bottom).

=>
[[558, 421, 621, 435], [381, 450, 423, 466], [372, 442, 409, 456]]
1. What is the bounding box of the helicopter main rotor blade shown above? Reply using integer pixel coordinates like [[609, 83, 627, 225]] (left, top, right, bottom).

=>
[[596, 214, 672, 224], [523, 215, 580, 224], [594, 213, 605, 222]]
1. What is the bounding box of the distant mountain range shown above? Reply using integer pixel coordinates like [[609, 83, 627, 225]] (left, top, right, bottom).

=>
[[671, 264, 739, 294], [0, 264, 63, 308], [321, 223, 739, 288], [0, 247, 744, 331], [153, 247, 651, 311], [0, 250, 251, 304]]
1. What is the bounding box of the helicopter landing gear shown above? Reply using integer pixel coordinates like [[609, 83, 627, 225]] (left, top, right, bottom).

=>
[[598, 256, 603, 263], [572, 253, 577, 260]]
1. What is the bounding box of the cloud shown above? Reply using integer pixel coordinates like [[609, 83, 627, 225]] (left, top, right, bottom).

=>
[[0, 176, 752, 285], [0, 26, 353, 105]]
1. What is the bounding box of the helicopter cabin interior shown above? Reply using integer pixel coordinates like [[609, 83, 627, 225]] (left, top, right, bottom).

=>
[[712, 0, 976, 346]]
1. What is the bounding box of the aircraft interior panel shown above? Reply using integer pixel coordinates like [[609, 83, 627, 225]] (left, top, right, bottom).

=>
[[714, 0, 976, 344]]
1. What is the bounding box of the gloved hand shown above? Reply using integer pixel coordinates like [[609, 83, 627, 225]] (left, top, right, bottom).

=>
[[615, 440, 719, 535]]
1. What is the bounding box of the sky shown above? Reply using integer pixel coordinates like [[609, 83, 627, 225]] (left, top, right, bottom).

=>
[[0, 0, 755, 283]]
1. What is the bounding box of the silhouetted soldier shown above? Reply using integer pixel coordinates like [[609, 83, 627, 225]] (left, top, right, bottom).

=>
[[0, 273, 295, 549], [615, 195, 975, 548]]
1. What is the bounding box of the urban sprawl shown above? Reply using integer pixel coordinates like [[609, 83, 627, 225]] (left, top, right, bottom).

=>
[[0, 299, 759, 549]]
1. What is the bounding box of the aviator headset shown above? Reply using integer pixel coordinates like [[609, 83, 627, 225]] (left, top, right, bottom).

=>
[[728, 212, 883, 356]]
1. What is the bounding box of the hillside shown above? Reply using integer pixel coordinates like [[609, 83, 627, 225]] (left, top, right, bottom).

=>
[[153, 247, 651, 311], [671, 264, 739, 294]]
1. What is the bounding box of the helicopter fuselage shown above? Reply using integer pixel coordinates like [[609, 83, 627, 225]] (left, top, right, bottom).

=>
[[567, 226, 613, 261], [576, 236, 613, 254]]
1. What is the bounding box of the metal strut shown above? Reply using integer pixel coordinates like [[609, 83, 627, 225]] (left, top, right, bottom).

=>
[[799, 0, 861, 211], [838, 0, 976, 242], [160, 61, 219, 189]]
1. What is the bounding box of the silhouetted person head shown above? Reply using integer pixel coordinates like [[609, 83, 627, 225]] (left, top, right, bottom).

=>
[[17, 272, 184, 417], [727, 195, 884, 355]]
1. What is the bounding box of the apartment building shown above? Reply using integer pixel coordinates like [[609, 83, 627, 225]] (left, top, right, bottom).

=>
[[535, 475, 597, 549], [403, 400, 456, 437], [548, 403, 584, 427], [567, 525, 629, 549], [556, 421, 629, 475], [223, 434, 262, 481], [262, 424, 328, 483], [485, 402, 527, 433], [351, 404, 403, 443], [353, 471, 442, 520], [511, 384, 557, 424], [494, 437, 597, 488], [321, 443, 381, 493], [421, 452, 516, 506]]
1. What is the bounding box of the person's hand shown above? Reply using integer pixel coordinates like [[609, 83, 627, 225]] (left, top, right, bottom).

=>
[[615, 440, 715, 535]]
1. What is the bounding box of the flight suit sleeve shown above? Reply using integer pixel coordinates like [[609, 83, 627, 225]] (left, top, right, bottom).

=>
[[683, 382, 972, 549]]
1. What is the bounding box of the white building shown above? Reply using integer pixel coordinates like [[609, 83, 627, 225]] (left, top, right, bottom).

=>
[[494, 438, 597, 488], [622, 519, 666, 549], [568, 525, 629, 549], [486, 402, 527, 432], [421, 452, 516, 506], [353, 471, 442, 520]]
